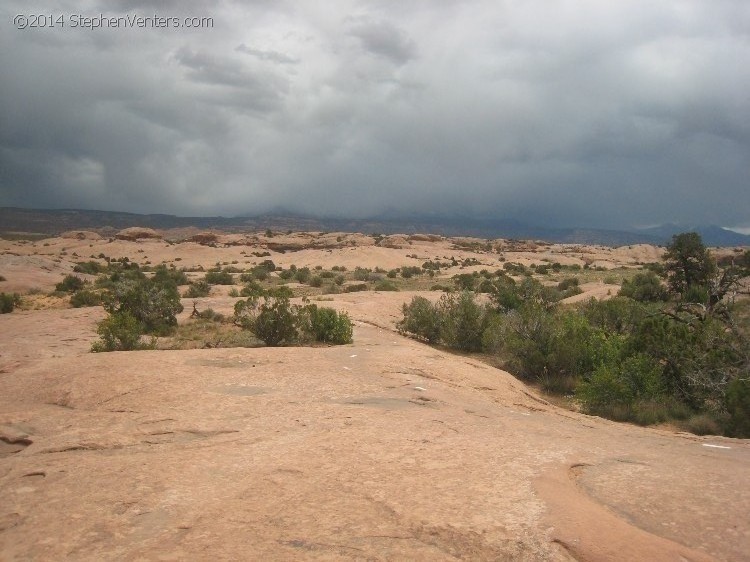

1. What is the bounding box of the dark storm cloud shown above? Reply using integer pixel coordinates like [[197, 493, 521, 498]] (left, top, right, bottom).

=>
[[347, 17, 417, 65], [1, 0, 748, 230]]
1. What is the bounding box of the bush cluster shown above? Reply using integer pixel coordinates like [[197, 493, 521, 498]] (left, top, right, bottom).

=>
[[234, 297, 353, 346], [1, 292, 21, 313], [92, 264, 183, 352], [397, 233, 750, 437]]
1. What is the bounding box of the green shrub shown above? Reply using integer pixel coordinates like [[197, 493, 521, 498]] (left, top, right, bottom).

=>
[[400, 266, 421, 279], [205, 270, 234, 285], [618, 271, 669, 302], [56, 275, 85, 293], [294, 267, 311, 283], [91, 311, 154, 352], [103, 277, 183, 336], [334, 275, 345, 286], [0, 292, 21, 313], [344, 283, 369, 293], [437, 291, 485, 352], [353, 267, 371, 281], [228, 287, 240, 297], [725, 379, 750, 437], [73, 261, 105, 275], [309, 275, 323, 287], [185, 280, 211, 298], [153, 265, 189, 286], [577, 353, 664, 415], [374, 279, 398, 291], [398, 296, 441, 344], [234, 296, 298, 346], [302, 305, 354, 344], [70, 289, 102, 308]]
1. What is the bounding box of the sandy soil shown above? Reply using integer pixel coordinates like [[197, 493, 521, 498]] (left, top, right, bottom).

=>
[[1, 234, 748, 561]]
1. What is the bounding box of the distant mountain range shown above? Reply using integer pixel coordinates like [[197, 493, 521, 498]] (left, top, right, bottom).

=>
[[1, 206, 748, 247]]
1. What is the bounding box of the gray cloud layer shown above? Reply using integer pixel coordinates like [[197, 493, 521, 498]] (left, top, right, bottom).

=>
[[1, 0, 748, 229]]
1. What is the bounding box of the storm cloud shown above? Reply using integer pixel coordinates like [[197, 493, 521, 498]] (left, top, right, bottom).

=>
[[1, 0, 748, 230]]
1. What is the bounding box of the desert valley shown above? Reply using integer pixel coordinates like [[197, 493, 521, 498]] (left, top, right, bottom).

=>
[[1, 227, 748, 561]]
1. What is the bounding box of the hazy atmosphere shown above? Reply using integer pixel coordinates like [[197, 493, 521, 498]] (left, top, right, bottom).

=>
[[1, 0, 748, 230]]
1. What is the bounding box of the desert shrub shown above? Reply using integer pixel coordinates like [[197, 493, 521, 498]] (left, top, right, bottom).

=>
[[197, 308, 225, 322], [374, 279, 398, 291], [618, 271, 669, 302], [267, 286, 294, 298], [240, 297, 298, 346], [91, 311, 154, 352], [73, 261, 105, 275], [400, 266, 422, 279], [278, 269, 294, 280], [294, 267, 311, 283], [153, 265, 189, 286], [228, 287, 240, 298], [681, 414, 722, 436], [319, 271, 334, 279], [309, 275, 323, 288], [205, 270, 234, 285], [334, 275, 345, 286], [56, 274, 85, 293], [239, 280, 264, 297], [724, 379, 750, 437], [0, 292, 21, 313], [185, 280, 211, 298], [577, 354, 664, 415], [452, 273, 476, 290], [353, 267, 371, 281], [344, 283, 369, 293], [387, 269, 398, 278], [557, 277, 579, 291], [437, 291, 485, 352], [103, 276, 183, 336], [398, 296, 441, 343], [70, 289, 102, 308], [302, 305, 354, 344]]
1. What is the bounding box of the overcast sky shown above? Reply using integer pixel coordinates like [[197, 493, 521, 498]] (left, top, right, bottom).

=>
[[1, 0, 748, 230]]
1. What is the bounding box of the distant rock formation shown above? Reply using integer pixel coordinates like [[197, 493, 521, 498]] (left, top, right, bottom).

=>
[[60, 230, 102, 240], [114, 227, 162, 241]]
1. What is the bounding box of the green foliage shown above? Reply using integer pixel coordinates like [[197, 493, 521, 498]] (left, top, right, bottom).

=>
[[303, 305, 353, 344], [618, 271, 669, 302], [234, 297, 352, 346], [664, 232, 715, 296], [205, 269, 234, 285], [294, 267, 311, 283], [400, 266, 422, 279], [374, 279, 398, 291], [344, 283, 369, 293], [724, 379, 750, 437], [56, 274, 85, 293], [453, 273, 476, 290], [70, 289, 101, 308], [398, 296, 441, 344], [437, 291, 485, 351], [103, 276, 183, 336], [353, 267, 371, 281], [185, 280, 211, 298], [153, 265, 189, 286], [577, 354, 664, 413], [73, 261, 105, 275], [0, 292, 21, 313], [91, 311, 154, 352]]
